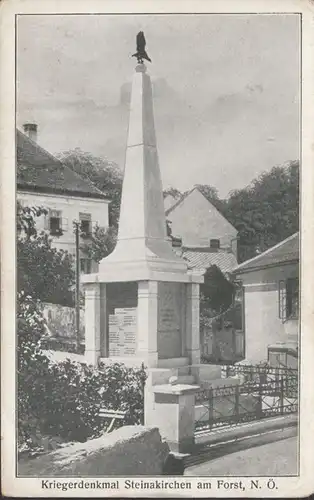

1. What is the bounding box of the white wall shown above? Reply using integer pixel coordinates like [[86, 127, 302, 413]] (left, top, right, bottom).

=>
[[240, 264, 299, 364], [167, 189, 237, 253], [18, 190, 110, 255], [164, 194, 178, 211]]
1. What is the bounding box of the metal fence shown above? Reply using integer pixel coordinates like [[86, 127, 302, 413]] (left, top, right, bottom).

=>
[[195, 364, 298, 433]]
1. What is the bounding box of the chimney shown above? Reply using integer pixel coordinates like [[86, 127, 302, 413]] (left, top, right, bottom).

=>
[[23, 123, 37, 142], [209, 239, 220, 251]]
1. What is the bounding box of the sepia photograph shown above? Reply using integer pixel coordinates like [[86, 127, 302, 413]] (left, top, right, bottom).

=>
[[1, 1, 314, 497]]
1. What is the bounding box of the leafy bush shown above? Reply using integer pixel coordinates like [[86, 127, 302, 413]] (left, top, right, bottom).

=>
[[80, 224, 118, 264], [34, 360, 147, 443], [17, 202, 75, 306], [18, 298, 147, 453], [17, 293, 51, 450], [18, 232, 75, 306]]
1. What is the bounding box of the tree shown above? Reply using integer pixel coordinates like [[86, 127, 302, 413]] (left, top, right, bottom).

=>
[[17, 203, 46, 237], [80, 224, 118, 264], [163, 186, 182, 199], [224, 160, 299, 262], [194, 184, 219, 201], [195, 184, 227, 214], [57, 149, 123, 227], [200, 266, 234, 320], [17, 202, 75, 306]]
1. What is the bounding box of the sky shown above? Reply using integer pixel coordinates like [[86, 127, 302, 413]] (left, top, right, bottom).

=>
[[17, 14, 300, 198]]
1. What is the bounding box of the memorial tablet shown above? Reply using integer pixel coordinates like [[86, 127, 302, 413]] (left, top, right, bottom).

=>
[[108, 308, 137, 357]]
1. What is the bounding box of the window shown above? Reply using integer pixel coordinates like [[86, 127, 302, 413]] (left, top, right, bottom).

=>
[[49, 210, 62, 236], [210, 239, 220, 249], [279, 277, 299, 321], [80, 258, 92, 274], [233, 282, 244, 332], [79, 213, 92, 238]]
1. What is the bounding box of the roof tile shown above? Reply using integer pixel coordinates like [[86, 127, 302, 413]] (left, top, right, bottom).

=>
[[181, 248, 238, 275], [233, 232, 299, 273], [17, 130, 108, 199]]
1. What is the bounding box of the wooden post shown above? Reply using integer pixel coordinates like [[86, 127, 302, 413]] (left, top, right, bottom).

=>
[[73, 221, 80, 351]]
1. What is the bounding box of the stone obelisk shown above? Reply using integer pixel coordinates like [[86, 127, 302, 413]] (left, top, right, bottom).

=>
[[98, 63, 187, 279]]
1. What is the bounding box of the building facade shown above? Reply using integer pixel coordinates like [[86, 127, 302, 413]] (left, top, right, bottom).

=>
[[165, 186, 238, 256], [233, 233, 299, 365], [17, 124, 110, 273]]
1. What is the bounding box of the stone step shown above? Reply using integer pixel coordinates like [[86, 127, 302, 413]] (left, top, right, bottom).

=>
[[170, 365, 191, 376], [175, 375, 196, 384], [158, 357, 190, 368], [200, 376, 241, 389]]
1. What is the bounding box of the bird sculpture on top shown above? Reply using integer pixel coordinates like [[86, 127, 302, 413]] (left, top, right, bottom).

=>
[[132, 31, 152, 64]]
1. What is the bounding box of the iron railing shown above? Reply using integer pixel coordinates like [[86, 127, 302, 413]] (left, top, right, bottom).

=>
[[195, 365, 298, 433]]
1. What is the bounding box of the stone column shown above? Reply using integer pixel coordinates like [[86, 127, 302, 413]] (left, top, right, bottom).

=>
[[99, 284, 107, 357], [84, 282, 101, 366], [148, 384, 200, 453], [185, 283, 201, 365], [137, 281, 158, 368]]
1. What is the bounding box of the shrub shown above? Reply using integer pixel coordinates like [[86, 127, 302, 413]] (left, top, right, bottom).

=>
[[17, 202, 75, 306], [18, 298, 147, 453], [17, 293, 51, 449], [34, 360, 147, 443]]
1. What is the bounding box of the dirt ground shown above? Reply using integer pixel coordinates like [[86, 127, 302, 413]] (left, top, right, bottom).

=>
[[185, 430, 298, 476]]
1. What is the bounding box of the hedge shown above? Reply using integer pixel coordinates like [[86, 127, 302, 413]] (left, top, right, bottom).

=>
[[18, 294, 147, 454]]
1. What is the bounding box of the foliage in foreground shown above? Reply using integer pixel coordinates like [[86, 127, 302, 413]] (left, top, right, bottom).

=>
[[80, 224, 118, 264], [18, 295, 146, 454], [17, 202, 75, 306]]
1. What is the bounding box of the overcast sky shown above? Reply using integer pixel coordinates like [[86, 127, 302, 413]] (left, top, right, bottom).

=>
[[17, 14, 300, 198]]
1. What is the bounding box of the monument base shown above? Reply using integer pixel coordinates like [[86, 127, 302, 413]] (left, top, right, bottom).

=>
[[82, 269, 203, 285], [145, 383, 200, 454]]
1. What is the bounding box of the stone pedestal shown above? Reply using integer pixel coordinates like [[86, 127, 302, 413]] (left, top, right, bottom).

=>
[[146, 384, 200, 453]]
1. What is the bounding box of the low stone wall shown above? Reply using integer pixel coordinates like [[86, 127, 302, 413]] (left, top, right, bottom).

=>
[[42, 302, 85, 339], [18, 426, 170, 477]]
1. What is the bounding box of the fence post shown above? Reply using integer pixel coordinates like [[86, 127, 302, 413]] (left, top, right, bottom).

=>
[[279, 377, 285, 415], [256, 373, 263, 418], [235, 385, 240, 420], [208, 387, 214, 429]]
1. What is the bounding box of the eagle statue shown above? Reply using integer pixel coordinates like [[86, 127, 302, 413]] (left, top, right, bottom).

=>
[[132, 31, 152, 64]]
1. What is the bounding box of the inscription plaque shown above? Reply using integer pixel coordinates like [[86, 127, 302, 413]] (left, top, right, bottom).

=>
[[108, 307, 137, 357], [158, 282, 183, 359]]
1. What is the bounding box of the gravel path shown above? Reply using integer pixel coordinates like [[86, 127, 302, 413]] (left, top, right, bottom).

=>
[[185, 434, 298, 476]]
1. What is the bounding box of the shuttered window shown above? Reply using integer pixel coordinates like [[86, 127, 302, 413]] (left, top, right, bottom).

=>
[[49, 210, 62, 235], [286, 277, 299, 319], [279, 278, 299, 321], [79, 213, 92, 237], [80, 258, 92, 274]]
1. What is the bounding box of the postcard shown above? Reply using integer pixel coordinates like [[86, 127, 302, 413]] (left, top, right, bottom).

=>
[[1, 0, 314, 497]]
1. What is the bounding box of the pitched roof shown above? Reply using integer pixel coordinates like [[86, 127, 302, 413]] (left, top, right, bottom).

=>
[[233, 232, 299, 274], [165, 186, 235, 228], [181, 248, 238, 276], [17, 130, 108, 200], [165, 189, 192, 216]]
